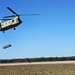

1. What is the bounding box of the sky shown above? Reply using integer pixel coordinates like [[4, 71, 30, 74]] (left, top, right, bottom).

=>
[[0, 0, 75, 59]]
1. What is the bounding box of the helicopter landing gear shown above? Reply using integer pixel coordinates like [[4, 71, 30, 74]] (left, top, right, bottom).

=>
[[13, 28, 16, 30], [3, 31, 5, 33]]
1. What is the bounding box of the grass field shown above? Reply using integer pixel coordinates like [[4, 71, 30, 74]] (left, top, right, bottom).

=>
[[0, 64, 75, 75]]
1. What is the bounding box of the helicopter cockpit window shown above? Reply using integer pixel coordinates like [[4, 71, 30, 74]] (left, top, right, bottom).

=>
[[16, 18, 19, 22]]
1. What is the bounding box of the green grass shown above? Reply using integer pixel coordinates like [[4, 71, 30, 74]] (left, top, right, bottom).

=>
[[0, 64, 75, 75]]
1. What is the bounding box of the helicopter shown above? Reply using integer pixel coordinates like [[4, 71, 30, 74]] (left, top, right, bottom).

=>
[[0, 7, 40, 33]]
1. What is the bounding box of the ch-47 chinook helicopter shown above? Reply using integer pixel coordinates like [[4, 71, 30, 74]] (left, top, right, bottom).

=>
[[0, 7, 40, 33]]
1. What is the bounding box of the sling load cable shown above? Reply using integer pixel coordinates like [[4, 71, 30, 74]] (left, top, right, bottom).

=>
[[3, 30, 12, 49], [8, 29, 12, 44], [3, 32, 7, 52], [3, 32, 6, 45]]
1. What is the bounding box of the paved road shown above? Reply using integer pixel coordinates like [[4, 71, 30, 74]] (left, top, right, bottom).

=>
[[0, 61, 75, 66]]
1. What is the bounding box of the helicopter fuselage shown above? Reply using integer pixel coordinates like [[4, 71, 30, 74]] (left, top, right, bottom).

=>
[[0, 16, 22, 32]]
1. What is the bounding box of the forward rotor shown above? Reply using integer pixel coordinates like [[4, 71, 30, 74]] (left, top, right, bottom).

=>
[[3, 14, 40, 18]]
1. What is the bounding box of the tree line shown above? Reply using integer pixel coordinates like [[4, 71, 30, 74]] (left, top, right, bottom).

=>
[[0, 56, 75, 63]]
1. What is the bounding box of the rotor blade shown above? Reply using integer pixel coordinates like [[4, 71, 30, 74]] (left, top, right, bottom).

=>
[[7, 7, 18, 15], [0, 19, 12, 20], [3, 14, 40, 18], [19, 14, 40, 16], [3, 15, 15, 18]]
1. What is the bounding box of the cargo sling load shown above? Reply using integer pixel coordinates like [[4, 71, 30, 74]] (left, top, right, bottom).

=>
[[3, 44, 11, 49], [1, 7, 40, 49]]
